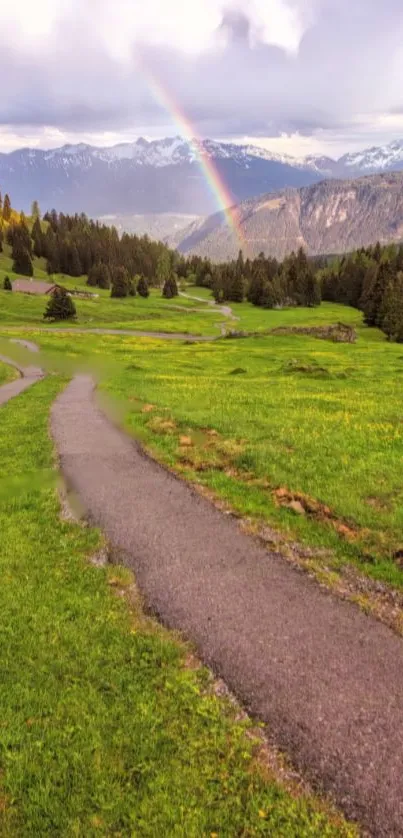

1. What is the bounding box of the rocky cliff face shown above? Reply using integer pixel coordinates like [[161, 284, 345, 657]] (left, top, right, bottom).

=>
[[174, 173, 403, 261]]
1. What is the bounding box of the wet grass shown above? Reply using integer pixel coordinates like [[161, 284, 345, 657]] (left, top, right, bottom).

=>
[[0, 377, 354, 835]]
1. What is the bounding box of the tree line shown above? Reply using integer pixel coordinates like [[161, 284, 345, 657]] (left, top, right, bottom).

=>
[[0, 194, 181, 298], [4, 188, 403, 340], [320, 241, 403, 341], [186, 248, 321, 309]]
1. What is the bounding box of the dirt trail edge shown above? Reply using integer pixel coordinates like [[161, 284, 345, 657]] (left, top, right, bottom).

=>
[[0, 342, 43, 406], [51, 374, 403, 837]]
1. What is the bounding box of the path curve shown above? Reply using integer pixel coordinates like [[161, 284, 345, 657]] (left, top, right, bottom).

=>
[[0, 341, 43, 406], [51, 374, 403, 837], [179, 291, 240, 321]]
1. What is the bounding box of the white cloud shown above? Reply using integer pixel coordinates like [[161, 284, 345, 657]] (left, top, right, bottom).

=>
[[0, 0, 308, 57]]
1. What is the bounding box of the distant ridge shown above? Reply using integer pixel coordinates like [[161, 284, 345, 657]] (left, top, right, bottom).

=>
[[3, 135, 403, 217], [171, 172, 403, 261]]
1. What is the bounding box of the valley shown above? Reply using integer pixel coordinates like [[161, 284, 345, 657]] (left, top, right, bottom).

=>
[[1, 198, 403, 836]]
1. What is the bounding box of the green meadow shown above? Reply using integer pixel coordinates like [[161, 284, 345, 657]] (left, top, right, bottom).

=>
[[0, 255, 400, 833], [14, 299, 402, 591], [0, 247, 223, 335], [0, 328, 354, 835]]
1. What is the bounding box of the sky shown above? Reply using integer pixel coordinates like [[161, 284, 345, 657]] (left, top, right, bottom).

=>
[[1, 0, 403, 158]]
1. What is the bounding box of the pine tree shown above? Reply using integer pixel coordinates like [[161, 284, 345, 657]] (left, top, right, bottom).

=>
[[379, 274, 403, 341], [162, 273, 179, 299], [12, 245, 33, 276], [97, 263, 111, 289], [305, 273, 321, 307], [3, 275, 12, 291], [31, 200, 41, 220], [229, 270, 244, 302], [69, 245, 82, 277], [32, 217, 44, 258], [247, 260, 266, 306], [111, 266, 129, 298], [137, 275, 150, 298], [260, 281, 277, 309], [44, 286, 77, 321], [2, 194, 11, 222], [156, 250, 171, 287], [361, 262, 392, 327], [87, 265, 99, 287]]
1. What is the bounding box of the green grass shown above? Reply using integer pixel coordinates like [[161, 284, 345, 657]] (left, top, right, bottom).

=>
[[0, 251, 223, 335], [0, 378, 353, 836], [18, 299, 403, 590], [0, 359, 17, 385]]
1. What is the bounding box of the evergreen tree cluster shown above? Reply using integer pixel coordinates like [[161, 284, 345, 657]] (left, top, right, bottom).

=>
[[206, 248, 321, 309], [320, 242, 403, 341], [38, 209, 177, 288]]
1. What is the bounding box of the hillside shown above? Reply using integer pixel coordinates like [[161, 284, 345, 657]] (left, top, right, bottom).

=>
[[174, 172, 403, 260], [0, 138, 324, 217], [4, 136, 403, 219]]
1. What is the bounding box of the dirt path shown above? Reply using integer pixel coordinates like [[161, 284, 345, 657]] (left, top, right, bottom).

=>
[[0, 342, 43, 406], [179, 291, 239, 321], [51, 374, 403, 836]]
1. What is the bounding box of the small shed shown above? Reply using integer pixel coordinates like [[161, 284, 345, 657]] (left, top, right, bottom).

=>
[[12, 279, 58, 295]]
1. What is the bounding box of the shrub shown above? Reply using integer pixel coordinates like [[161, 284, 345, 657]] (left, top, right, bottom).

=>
[[111, 267, 129, 298], [3, 275, 12, 291], [44, 286, 77, 321], [162, 274, 179, 299], [137, 275, 150, 298]]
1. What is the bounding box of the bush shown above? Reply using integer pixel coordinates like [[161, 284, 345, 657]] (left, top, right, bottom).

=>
[[44, 286, 77, 321], [137, 275, 150, 298], [3, 275, 12, 291], [111, 267, 129, 298], [162, 274, 179, 299]]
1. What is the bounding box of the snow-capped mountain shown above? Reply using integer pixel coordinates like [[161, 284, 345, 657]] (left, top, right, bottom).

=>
[[339, 139, 403, 174], [2, 135, 403, 218]]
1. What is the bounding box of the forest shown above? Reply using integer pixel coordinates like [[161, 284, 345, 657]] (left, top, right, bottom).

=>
[[2, 190, 403, 340]]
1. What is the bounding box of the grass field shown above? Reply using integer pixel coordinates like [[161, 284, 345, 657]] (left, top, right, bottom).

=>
[[0, 273, 401, 832], [0, 359, 18, 385], [16, 300, 403, 591], [0, 249, 223, 335], [0, 371, 353, 835]]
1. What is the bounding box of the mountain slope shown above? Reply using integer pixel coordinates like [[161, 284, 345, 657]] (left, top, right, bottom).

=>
[[0, 137, 325, 216], [173, 172, 403, 261], [3, 135, 403, 218]]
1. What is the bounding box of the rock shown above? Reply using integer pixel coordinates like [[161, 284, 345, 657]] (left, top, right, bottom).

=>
[[287, 500, 306, 516]]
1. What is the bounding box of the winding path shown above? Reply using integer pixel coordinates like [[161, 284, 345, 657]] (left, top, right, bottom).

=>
[[51, 374, 403, 837], [0, 341, 43, 406], [179, 291, 240, 322]]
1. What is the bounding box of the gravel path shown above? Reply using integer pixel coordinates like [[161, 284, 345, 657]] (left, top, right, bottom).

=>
[[51, 374, 403, 837], [179, 291, 239, 321], [0, 342, 43, 406]]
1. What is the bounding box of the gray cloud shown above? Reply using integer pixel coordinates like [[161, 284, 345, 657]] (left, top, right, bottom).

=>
[[1, 0, 403, 149]]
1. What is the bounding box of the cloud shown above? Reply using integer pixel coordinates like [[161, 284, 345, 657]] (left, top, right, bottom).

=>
[[1, 0, 403, 153]]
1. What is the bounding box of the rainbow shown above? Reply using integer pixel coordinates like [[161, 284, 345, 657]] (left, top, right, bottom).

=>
[[142, 67, 244, 252]]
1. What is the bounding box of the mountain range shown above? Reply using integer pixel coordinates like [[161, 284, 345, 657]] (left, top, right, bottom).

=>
[[172, 172, 403, 261], [3, 136, 403, 219]]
